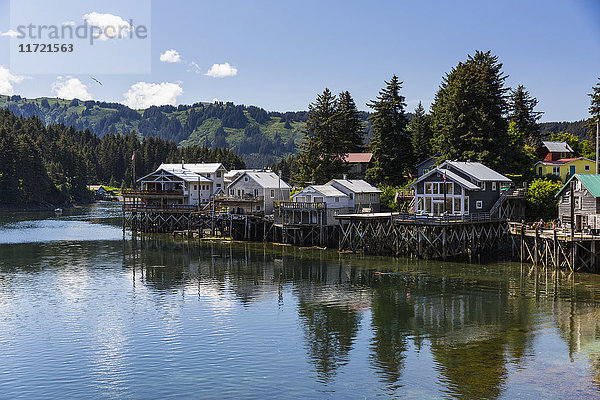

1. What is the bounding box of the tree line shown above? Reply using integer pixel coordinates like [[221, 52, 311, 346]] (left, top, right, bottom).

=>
[[0, 109, 245, 206]]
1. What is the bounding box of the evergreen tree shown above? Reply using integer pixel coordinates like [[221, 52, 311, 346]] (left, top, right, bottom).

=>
[[408, 101, 433, 166], [588, 78, 600, 170], [365, 75, 410, 186], [431, 51, 509, 171], [295, 89, 347, 185], [507, 85, 542, 147], [335, 91, 364, 153]]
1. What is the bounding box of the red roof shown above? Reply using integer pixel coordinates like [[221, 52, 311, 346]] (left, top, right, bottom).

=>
[[344, 153, 373, 163], [538, 157, 588, 165]]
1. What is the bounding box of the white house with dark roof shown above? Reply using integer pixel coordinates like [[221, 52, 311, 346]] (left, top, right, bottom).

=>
[[226, 171, 291, 214], [136, 162, 227, 206], [326, 178, 382, 213], [410, 161, 511, 215]]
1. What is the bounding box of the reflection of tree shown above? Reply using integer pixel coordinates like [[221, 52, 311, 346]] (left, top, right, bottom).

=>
[[369, 279, 413, 387], [432, 338, 507, 400], [297, 299, 361, 382]]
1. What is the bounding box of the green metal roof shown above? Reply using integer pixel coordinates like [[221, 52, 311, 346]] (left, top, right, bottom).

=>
[[556, 174, 600, 198]]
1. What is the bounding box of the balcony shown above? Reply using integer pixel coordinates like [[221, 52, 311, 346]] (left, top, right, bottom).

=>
[[123, 189, 184, 197], [274, 201, 327, 210]]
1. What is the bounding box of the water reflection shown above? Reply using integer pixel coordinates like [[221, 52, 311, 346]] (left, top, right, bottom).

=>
[[4, 206, 600, 397]]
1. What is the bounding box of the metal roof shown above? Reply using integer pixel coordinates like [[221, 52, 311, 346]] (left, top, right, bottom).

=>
[[542, 141, 574, 153], [229, 171, 291, 189], [137, 168, 212, 183], [327, 179, 382, 193], [410, 167, 480, 191], [442, 161, 512, 182], [159, 163, 225, 174], [415, 153, 441, 168], [535, 157, 593, 166], [294, 185, 348, 198], [557, 174, 600, 198]]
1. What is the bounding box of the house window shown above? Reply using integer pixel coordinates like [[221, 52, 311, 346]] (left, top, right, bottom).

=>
[[538, 167, 543, 176], [553, 166, 560, 176], [575, 197, 581, 210], [425, 183, 432, 194], [453, 197, 461, 213], [216, 183, 221, 188], [245, 177, 248, 181], [481, 182, 486, 191], [194, 185, 197, 190], [445, 183, 453, 195], [254, 189, 259, 196], [270, 189, 275, 198], [296, 196, 305, 202], [206, 173, 211, 178], [257, 205, 261, 211], [217, 171, 222, 178], [335, 197, 339, 202], [492, 182, 497, 191], [585, 165, 591, 171], [464, 197, 469, 213], [314, 197, 324, 203], [229, 189, 234, 195], [476, 200, 483, 209]]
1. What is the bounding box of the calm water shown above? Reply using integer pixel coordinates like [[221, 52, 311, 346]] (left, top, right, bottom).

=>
[[1, 203, 600, 399]]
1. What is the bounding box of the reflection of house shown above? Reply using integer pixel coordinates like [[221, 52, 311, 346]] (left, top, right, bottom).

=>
[[556, 174, 600, 230], [134, 162, 227, 206], [535, 157, 595, 182], [343, 153, 372, 179], [411, 161, 511, 216], [326, 179, 382, 213], [292, 185, 352, 225], [416, 154, 440, 177], [226, 171, 291, 214]]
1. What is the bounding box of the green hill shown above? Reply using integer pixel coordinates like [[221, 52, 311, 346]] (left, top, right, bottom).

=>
[[0, 95, 311, 167]]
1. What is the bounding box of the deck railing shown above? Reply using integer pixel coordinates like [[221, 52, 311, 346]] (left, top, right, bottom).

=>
[[122, 189, 184, 196], [392, 212, 493, 223], [274, 201, 327, 210], [122, 204, 198, 212]]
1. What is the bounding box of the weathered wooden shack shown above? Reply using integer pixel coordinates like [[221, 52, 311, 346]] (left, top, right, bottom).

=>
[[556, 174, 600, 231]]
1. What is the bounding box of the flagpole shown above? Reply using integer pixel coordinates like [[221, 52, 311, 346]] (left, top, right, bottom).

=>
[[132, 152, 136, 189]]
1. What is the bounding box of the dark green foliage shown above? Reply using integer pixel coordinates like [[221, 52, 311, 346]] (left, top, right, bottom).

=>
[[0, 108, 245, 207], [431, 51, 510, 171], [296, 89, 365, 185], [0, 96, 309, 168], [366, 75, 411, 186], [549, 132, 595, 159], [540, 120, 588, 139], [526, 178, 562, 222], [335, 91, 364, 153], [507, 85, 542, 148], [408, 102, 433, 167]]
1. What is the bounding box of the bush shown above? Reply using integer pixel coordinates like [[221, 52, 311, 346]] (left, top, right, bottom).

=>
[[526, 178, 563, 222]]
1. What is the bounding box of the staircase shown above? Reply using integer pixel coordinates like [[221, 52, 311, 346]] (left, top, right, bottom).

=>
[[489, 187, 527, 219]]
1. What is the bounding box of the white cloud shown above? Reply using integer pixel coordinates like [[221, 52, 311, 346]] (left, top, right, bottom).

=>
[[51, 76, 92, 100], [187, 61, 201, 73], [0, 29, 19, 37], [62, 21, 76, 27], [160, 49, 181, 63], [205, 62, 237, 78], [123, 82, 183, 109], [0, 66, 25, 95], [83, 12, 132, 40]]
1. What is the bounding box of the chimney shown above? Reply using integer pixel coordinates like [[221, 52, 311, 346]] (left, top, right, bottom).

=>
[[181, 158, 185, 169]]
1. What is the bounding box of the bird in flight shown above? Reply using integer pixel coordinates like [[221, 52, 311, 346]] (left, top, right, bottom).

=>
[[91, 77, 103, 86]]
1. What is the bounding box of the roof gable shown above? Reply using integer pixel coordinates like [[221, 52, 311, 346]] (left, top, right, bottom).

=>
[[557, 174, 600, 198], [137, 168, 211, 183], [229, 171, 291, 189], [542, 141, 574, 153], [294, 185, 348, 198], [410, 168, 480, 191], [326, 179, 382, 193], [159, 163, 226, 175], [441, 161, 511, 182]]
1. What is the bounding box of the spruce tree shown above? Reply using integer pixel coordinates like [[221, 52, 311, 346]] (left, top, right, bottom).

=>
[[507, 85, 542, 147], [335, 91, 364, 153], [295, 88, 347, 185], [589, 78, 600, 172], [431, 51, 509, 171], [408, 101, 433, 166], [365, 75, 410, 186]]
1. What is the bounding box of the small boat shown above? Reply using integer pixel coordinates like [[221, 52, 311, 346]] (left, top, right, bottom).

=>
[[54, 208, 63, 213]]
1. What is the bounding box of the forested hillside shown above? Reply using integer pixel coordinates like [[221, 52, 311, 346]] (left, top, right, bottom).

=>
[[540, 120, 590, 139], [0, 95, 305, 167], [0, 108, 245, 207]]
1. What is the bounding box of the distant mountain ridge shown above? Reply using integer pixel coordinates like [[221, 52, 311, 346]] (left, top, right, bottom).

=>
[[0, 95, 315, 167], [0, 94, 589, 167]]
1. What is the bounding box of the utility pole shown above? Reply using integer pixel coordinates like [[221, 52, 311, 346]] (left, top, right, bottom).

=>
[[596, 115, 600, 174]]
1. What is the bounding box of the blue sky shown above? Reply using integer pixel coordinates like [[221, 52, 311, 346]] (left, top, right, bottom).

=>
[[0, 0, 599, 121]]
